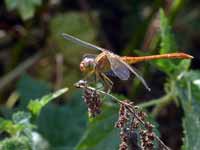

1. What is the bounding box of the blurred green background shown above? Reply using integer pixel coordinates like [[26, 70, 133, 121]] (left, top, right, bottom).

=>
[[0, 0, 200, 150]]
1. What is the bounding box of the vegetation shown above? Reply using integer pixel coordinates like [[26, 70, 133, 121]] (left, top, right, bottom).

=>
[[0, 0, 199, 150]]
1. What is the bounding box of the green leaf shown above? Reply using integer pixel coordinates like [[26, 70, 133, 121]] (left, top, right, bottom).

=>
[[36, 92, 88, 148], [12, 111, 34, 139], [159, 9, 177, 53], [0, 117, 23, 136], [169, 0, 185, 22], [0, 111, 34, 137], [175, 59, 191, 74], [76, 95, 160, 150], [27, 88, 68, 116], [87, 128, 119, 150], [0, 136, 31, 150], [17, 74, 51, 109], [76, 104, 119, 150], [154, 9, 177, 75], [5, 0, 42, 20], [153, 9, 191, 76], [176, 71, 200, 150], [5, 0, 17, 10], [12, 112, 31, 124], [182, 113, 200, 150]]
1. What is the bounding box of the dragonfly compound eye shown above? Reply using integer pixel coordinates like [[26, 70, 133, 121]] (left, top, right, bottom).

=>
[[80, 57, 95, 72], [80, 62, 86, 72]]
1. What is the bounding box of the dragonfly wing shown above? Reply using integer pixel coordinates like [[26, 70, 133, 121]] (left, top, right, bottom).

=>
[[62, 33, 105, 52], [82, 53, 97, 59], [107, 54, 130, 80], [105, 70, 116, 77], [108, 54, 151, 91]]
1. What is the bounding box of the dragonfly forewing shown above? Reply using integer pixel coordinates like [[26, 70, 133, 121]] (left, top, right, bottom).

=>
[[62, 33, 105, 52]]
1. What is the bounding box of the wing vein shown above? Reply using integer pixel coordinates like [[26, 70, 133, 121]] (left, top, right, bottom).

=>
[[62, 33, 105, 52]]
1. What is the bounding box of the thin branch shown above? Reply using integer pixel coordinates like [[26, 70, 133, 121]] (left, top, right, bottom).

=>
[[125, 104, 171, 150], [75, 82, 171, 150], [55, 53, 64, 90], [138, 91, 173, 108], [0, 52, 42, 91]]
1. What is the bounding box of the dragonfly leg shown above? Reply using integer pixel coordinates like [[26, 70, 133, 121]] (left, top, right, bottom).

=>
[[82, 71, 104, 90], [99, 73, 113, 94], [82, 71, 95, 83]]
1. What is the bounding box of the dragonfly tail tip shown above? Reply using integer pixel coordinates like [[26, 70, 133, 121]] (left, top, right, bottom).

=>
[[147, 87, 151, 92], [190, 55, 194, 59]]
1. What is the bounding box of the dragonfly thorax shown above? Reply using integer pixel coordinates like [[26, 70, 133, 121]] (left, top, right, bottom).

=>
[[80, 57, 96, 72]]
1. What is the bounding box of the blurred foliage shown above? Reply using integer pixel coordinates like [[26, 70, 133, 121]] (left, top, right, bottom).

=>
[[0, 111, 34, 138], [176, 71, 200, 150], [48, 12, 97, 88], [0, 0, 200, 150], [17, 74, 51, 109], [5, 0, 42, 20], [36, 94, 87, 149], [28, 87, 68, 116], [155, 9, 183, 76], [0, 117, 24, 136], [76, 104, 119, 150], [0, 136, 31, 150], [159, 9, 177, 53], [76, 102, 160, 150], [0, 75, 68, 150]]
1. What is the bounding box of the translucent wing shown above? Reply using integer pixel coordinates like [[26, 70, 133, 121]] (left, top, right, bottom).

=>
[[82, 53, 97, 59], [62, 33, 105, 52], [107, 54, 130, 80], [107, 53, 151, 91]]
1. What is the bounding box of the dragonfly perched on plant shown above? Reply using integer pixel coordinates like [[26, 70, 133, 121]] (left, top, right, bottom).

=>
[[62, 33, 193, 91]]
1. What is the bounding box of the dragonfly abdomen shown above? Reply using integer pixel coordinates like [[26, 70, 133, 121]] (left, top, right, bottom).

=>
[[122, 53, 193, 65]]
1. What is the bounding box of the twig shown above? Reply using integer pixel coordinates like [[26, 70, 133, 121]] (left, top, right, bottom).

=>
[[75, 82, 171, 150], [0, 52, 42, 91], [138, 91, 173, 110], [151, 80, 176, 117], [124, 104, 171, 150], [5, 91, 19, 108], [55, 53, 64, 90]]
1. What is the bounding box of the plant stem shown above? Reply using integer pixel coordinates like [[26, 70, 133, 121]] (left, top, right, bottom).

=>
[[0, 52, 42, 92], [75, 82, 171, 150], [125, 104, 171, 150], [152, 80, 177, 117], [138, 92, 173, 108]]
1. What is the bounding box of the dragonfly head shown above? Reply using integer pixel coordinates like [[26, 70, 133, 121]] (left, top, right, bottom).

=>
[[80, 57, 95, 73]]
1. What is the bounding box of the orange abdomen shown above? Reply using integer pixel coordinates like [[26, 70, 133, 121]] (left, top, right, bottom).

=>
[[122, 53, 193, 64]]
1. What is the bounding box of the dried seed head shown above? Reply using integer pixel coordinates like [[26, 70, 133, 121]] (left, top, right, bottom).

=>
[[83, 88, 102, 118], [119, 129, 129, 150], [115, 104, 129, 128], [138, 111, 147, 122], [140, 122, 155, 150], [131, 117, 140, 129], [145, 122, 154, 133], [120, 130, 128, 143], [119, 142, 128, 150]]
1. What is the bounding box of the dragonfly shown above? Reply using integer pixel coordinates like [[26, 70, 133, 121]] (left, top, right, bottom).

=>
[[62, 33, 193, 91]]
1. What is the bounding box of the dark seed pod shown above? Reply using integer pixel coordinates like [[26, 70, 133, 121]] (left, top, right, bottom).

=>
[[83, 88, 102, 118], [115, 103, 129, 128]]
